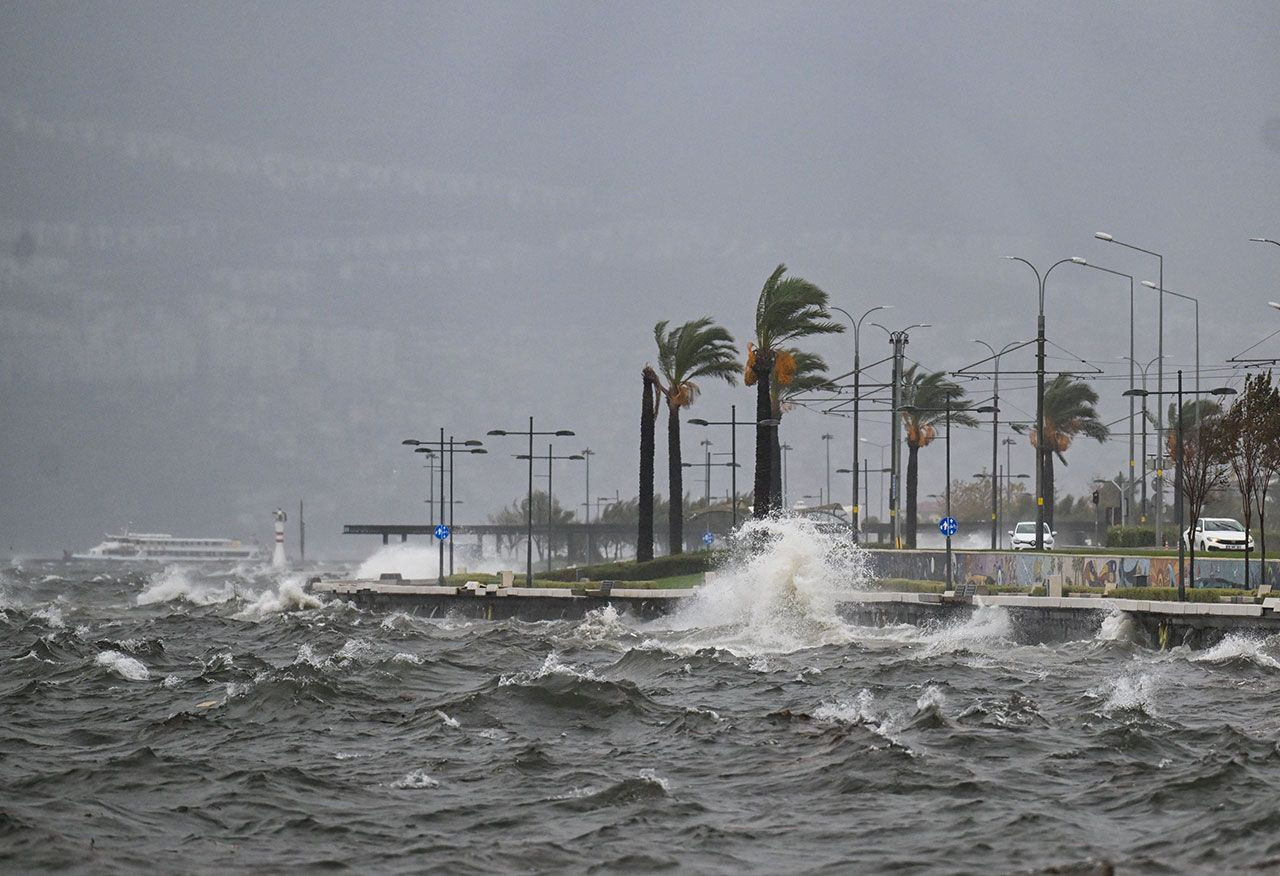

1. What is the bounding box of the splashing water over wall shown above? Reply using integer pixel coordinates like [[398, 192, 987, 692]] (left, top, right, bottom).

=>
[[660, 515, 871, 654]]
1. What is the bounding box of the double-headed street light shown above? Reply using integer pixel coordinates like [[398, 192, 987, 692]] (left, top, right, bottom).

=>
[[871, 321, 932, 548], [973, 339, 1021, 548], [516, 447, 586, 573], [487, 420, 575, 586], [1123, 374, 1237, 599], [831, 304, 892, 541], [688, 405, 778, 528], [1141, 280, 1200, 407], [403, 433, 486, 584], [1002, 255, 1085, 550]]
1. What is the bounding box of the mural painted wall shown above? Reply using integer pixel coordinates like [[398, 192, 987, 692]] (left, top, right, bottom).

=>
[[869, 550, 1280, 590]]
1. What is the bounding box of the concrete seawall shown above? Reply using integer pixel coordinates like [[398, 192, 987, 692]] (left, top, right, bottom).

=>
[[311, 578, 1280, 650]]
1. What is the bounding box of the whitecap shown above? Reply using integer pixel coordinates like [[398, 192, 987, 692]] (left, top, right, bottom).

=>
[[391, 652, 422, 665], [232, 577, 324, 621], [1192, 635, 1280, 670], [434, 709, 461, 729], [137, 566, 236, 606], [32, 605, 65, 629], [499, 652, 597, 687], [95, 649, 149, 681], [391, 769, 439, 789]]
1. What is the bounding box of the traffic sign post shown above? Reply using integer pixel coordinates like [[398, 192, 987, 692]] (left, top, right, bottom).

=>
[[938, 517, 957, 537]]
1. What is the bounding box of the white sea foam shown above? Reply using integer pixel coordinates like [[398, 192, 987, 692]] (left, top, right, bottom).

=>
[[637, 768, 671, 792], [814, 688, 879, 725], [658, 515, 870, 655], [392, 769, 440, 789], [1098, 672, 1160, 716], [1192, 635, 1280, 670], [137, 566, 236, 606], [232, 577, 324, 621], [32, 605, 65, 629], [391, 652, 422, 665], [95, 649, 149, 681], [572, 605, 633, 643], [434, 709, 461, 729], [1098, 609, 1139, 643], [916, 605, 1013, 656], [499, 652, 597, 686], [162, 674, 181, 688], [916, 684, 947, 711]]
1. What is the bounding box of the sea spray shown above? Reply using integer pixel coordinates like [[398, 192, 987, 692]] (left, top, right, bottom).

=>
[[660, 515, 870, 654], [137, 566, 237, 606]]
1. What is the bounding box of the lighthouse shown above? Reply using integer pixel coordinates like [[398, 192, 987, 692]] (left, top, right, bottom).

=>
[[272, 508, 288, 568]]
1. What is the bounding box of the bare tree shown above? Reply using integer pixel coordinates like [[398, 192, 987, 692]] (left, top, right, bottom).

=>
[[1178, 406, 1232, 593], [1224, 375, 1272, 588], [1244, 372, 1280, 578]]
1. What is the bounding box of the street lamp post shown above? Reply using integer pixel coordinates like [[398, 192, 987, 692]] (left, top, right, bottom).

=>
[[831, 304, 891, 542], [1123, 373, 1236, 599], [780, 443, 793, 509], [688, 406, 778, 529], [1003, 255, 1085, 550], [1096, 232, 1166, 544], [487, 419, 575, 586], [1124, 355, 1163, 524], [820, 432, 834, 512], [1075, 261, 1136, 525], [973, 339, 1020, 547], [871, 322, 932, 548], [517, 446, 586, 573], [900, 400, 957, 588], [1141, 281, 1200, 410], [403, 433, 486, 584]]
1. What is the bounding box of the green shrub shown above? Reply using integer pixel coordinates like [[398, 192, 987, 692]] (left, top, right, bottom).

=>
[[1106, 526, 1157, 548]]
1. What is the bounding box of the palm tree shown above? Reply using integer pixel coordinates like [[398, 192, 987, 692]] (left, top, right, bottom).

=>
[[900, 365, 976, 547], [769, 351, 833, 508], [746, 264, 844, 518], [1032, 375, 1110, 529], [637, 365, 662, 562], [655, 318, 739, 554]]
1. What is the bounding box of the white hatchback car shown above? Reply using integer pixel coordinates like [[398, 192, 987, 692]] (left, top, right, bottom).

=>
[[1010, 521, 1055, 550], [1183, 518, 1254, 552]]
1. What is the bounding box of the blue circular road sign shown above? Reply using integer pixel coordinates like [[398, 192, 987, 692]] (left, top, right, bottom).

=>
[[938, 516, 958, 537], [434, 524, 451, 541], [702, 531, 715, 546]]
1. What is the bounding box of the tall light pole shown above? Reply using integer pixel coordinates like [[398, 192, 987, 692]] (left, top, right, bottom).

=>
[[1003, 255, 1085, 549], [1124, 354, 1163, 524], [780, 443, 793, 509], [403, 433, 486, 584], [689, 406, 778, 529], [487, 420, 575, 586], [871, 321, 931, 548], [1141, 280, 1200, 410], [973, 339, 1020, 547], [901, 399, 956, 586], [1074, 260, 1136, 525], [1095, 232, 1166, 544], [580, 448, 595, 524], [831, 304, 891, 541], [517, 446, 586, 572]]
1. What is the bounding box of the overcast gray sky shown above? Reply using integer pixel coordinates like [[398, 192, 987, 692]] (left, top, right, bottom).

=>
[[2, 1, 1278, 557]]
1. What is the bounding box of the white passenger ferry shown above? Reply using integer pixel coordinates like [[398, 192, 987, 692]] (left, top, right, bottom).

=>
[[70, 530, 262, 565]]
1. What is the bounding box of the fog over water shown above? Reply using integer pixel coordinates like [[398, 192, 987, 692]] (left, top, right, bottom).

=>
[[2, 3, 1279, 555]]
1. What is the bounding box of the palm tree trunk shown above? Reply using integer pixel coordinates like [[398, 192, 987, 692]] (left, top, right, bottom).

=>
[[668, 402, 684, 555], [638, 370, 656, 562], [771, 417, 783, 511], [906, 442, 919, 549], [752, 352, 775, 518]]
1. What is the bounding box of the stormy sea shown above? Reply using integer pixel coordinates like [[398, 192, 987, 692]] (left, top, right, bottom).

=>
[[4, 518, 1280, 875]]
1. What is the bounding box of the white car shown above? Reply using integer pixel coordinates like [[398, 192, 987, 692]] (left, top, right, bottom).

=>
[[1010, 521, 1055, 550], [1183, 518, 1255, 552]]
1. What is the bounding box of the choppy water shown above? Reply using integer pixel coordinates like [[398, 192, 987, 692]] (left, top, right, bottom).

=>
[[5, 519, 1280, 874]]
